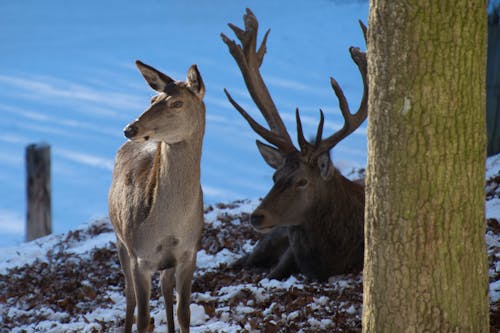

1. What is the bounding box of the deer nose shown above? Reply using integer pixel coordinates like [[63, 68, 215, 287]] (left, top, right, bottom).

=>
[[250, 213, 265, 228], [124, 124, 138, 139]]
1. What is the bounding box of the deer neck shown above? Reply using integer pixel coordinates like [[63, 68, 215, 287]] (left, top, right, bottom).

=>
[[307, 170, 363, 226], [149, 137, 203, 207], [162, 137, 201, 179]]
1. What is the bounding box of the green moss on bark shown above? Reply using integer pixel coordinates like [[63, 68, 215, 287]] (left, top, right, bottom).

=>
[[363, 1, 489, 332]]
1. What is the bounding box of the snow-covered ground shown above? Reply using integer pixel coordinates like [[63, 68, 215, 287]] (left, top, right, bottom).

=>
[[0, 200, 364, 332], [0, 0, 369, 247], [0, 153, 499, 332]]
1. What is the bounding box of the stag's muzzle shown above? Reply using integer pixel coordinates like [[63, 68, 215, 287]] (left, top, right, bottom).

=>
[[250, 213, 264, 229], [250, 211, 276, 233]]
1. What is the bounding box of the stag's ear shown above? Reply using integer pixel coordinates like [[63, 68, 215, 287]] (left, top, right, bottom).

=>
[[256, 140, 284, 169], [186, 64, 205, 99], [136, 60, 175, 92], [318, 152, 334, 180]]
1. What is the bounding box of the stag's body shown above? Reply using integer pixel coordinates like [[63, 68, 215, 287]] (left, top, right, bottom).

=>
[[240, 161, 365, 281], [223, 9, 367, 281], [109, 61, 205, 333]]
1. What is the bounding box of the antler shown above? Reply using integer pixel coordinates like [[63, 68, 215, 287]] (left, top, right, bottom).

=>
[[311, 21, 368, 160], [222, 8, 297, 154]]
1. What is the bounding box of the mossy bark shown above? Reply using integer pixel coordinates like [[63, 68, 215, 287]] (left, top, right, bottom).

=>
[[363, 1, 490, 332]]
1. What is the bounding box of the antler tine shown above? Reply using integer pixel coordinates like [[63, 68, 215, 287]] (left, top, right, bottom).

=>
[[359, 20, 367, 44], [295, 108, 308, 152], [315, 109, 325, 147], [296, 108, 326, 155], [256, 29, 270, 67], [295, 108, 325, 158], [313, 45, 368, 158], [222, 8, 296, 154], [224, 89, 291, 149]]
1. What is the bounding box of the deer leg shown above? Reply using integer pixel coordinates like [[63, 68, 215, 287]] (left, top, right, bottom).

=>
[[243, 226, 289, 270], [160, 268, 175, 333], [117, 241, 136, 333], [175, 255, 196, 333], [131, 259, 152, 333], [269, 246, 297, 280]]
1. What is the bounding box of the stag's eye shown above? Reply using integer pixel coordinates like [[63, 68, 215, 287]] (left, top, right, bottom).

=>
[[171, 100, 184, 108], [296, 178, 309, 189]]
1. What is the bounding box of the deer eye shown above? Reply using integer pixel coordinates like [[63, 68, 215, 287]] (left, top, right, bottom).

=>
[[296, 178, 309, 189], [171, 100, 184, 108]]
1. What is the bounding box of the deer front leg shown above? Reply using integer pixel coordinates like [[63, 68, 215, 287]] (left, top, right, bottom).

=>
[[131, 259, 153, 333], [160, 268, 175, 333], [246, 226, 289, 270], [268, 246, 297, 280], [117, 241, 136, 333], [175, 254, 196, 333]]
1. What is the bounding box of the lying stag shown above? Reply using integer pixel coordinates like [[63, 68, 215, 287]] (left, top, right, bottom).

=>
[[222, 9, 367, 281], [108, 61, 205, 333]]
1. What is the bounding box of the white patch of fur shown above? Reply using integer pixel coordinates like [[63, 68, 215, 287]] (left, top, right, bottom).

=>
[[143, 141, 158, 153]]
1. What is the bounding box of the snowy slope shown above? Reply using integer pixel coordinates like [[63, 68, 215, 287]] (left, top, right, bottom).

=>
[[0, 0, 369, 247], [0, 153, 499, 332], [0, 200, 365, 332]]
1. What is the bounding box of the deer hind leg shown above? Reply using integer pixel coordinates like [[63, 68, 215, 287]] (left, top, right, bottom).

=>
[[175, 255, 196, 333], [160, 268, 175, 333], [117, 241, 136, 333], [131, 259, 153, 333]]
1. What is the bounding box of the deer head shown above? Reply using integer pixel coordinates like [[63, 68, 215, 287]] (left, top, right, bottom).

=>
[[124, 61, 205, 144], [222, 9, 367, 232]]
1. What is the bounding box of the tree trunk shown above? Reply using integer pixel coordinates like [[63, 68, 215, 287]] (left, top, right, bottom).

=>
[[363, 1, 490, 332]]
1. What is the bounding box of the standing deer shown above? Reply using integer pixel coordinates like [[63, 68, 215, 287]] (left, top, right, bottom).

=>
[[222, 9, 367, 281], [108, 61, 205, 333]]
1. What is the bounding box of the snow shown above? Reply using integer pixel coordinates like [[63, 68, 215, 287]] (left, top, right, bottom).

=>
[[0, 155, 497, 332], [0, 198, 357, 331], [196, 249, 239, 272], [0, 234, 62, 274], [488, 198, 500, 221], [487, 153, 500, 179], [0, 173, 499, 331], [486, 154, 500, 305]]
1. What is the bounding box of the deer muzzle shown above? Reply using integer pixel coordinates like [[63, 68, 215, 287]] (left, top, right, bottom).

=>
[[124, 123, 138, 139], [250, 212, 276, 233]]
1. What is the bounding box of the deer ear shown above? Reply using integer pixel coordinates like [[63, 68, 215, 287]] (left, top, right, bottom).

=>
[[318, 152, 333, 180], [256, 140, 284, 169], [186, 64, 205, 99], [136, 60, 175, 92]]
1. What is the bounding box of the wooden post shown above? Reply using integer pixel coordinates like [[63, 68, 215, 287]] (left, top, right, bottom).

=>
[[26, 143, 51, 241]]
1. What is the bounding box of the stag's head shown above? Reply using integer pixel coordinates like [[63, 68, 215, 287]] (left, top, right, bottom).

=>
[[222, 9, 367, 232], [124, 61, 205, 144]]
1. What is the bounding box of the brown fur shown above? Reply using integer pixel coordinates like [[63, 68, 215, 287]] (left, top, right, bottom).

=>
[[108, 62, 205, 333], [223, 10, 367, 282], [238, 155, 365, 281]]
